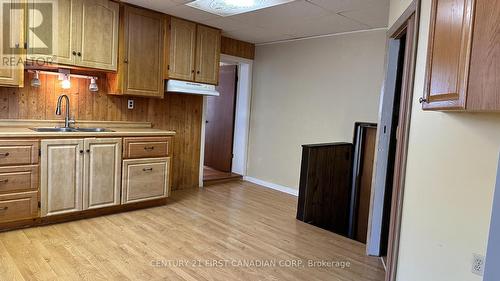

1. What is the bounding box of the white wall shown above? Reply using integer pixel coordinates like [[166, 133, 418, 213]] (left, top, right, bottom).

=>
[[247, 30, 387, 189], [392, 0, 498, 280]]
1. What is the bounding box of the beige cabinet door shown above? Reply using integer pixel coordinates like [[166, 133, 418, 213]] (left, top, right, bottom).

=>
[[83, 138, 121, 210], [122, 157, 170, 204], [122, 6, 164, 97], [195, 25, 221, 85], [76, 0, 119, 71], [28, 0, 79, 66], [169, 17, 196, 81], [41, 139, 84, 217], [0, 0, 24, 87]]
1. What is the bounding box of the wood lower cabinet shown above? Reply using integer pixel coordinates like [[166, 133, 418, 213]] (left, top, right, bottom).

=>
[[41, 139, 84, 217], [41, 138, 122, 217], [123, 137, 171, 159], [83, 138, 121, 210], [0, 140, 39, 166], [0, 191, 38, 223], [423, 0, 500, 111], [122, 157, 170, 204]]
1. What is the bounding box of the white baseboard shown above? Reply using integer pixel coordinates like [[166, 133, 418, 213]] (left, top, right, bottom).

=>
[[243, 176, 299, 196]]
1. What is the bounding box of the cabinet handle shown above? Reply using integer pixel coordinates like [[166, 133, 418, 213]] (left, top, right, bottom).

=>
[[0, 152, 9, 157], [143, 168, 153, 172], [72, 51, 77, 56], [197, 70, 200, 74], [79, 150, 84, 154], [419, 97, 428, 104], [86, 149, 90, 153], [0, 206, 8, 211], [0, 179, 8, 183], [191, 70, 195, 73], [77, 52, 82, 57], [124, 59, 129, 63], [144, 146, 155, 150]]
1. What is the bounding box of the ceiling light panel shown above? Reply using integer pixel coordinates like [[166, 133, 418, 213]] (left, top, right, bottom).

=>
[[186, 0, 295, 17]]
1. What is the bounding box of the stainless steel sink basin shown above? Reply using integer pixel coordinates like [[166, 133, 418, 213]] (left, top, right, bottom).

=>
[[30, 127, 79, 132], [75, 128, 114, 132], [30, 127, 114, 132]]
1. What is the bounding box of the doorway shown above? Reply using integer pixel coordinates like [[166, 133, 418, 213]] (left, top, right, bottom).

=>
[[366, 1, 419, 281], [203, 64, 242, 185]]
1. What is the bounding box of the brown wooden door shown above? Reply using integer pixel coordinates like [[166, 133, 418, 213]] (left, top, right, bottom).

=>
[[423, 0, 474, 110], [169, 18, 196, 81], [122, 6, 164, 97], [204, 65, 237, 172], [195, 25, 221, 85]]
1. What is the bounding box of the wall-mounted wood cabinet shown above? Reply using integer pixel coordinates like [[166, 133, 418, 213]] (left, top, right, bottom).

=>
[[0, 0, 24, 87], [423, 0, 500, 111], [167, 17, 221, 85], [28, 0, 119, 71], [109, 5, 165, 98]]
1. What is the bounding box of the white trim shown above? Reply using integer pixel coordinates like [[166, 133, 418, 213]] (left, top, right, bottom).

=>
[[199, 96, 208, 187], [244, 176, 299, 196], [256, 27, 388, 46]]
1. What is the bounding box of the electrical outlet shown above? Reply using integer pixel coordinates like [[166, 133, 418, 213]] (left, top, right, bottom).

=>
[[472, 254, 485, 276], [127, 99, 134, 110]]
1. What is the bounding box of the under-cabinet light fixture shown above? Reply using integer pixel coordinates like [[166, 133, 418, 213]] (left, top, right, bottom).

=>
[[27, 70, 98, 92], [186, 0, 294, 17]]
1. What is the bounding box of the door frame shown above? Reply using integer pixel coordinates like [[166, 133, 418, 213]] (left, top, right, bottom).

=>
[[383, 1, 420, 281], [199, 54, 254, 186]]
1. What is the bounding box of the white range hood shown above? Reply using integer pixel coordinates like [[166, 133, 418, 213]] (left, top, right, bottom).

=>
[[166, 80, 219, 96]]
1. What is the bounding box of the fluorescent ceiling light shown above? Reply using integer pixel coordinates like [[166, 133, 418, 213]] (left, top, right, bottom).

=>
[[186, 0, 294, 17]]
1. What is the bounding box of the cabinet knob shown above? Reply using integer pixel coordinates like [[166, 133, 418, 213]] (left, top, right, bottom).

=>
[[0, 152, 10, 157], [79, 150, 84, 154], [72, 51, 77, 56], [419, 97, 428, 104], [197, 70, 200, 74], [191, 70, 195, 73], [0, 179, 8, 183], [86, 149, 90, 153], [77, 52, 82, 57], [0, 206, 8, 211], [124, 59, 129, 63]]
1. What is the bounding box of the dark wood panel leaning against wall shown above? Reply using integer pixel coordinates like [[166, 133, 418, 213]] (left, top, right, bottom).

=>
[[0, 72, 202, 190]]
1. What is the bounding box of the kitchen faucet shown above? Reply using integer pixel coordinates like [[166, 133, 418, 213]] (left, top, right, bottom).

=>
[[55, 94, 75, 128]]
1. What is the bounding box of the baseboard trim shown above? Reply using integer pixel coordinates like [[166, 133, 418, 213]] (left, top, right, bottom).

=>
[[244, 176, 299, 196]]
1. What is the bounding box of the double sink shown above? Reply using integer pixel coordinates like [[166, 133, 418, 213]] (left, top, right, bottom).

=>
[[30, 127, 114, 133]]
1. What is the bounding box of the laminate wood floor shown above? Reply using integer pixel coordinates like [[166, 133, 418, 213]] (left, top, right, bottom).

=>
[[0, 181, 385, 281]]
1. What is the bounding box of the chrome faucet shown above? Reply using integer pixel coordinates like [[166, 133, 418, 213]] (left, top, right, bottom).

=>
[[55, 94, 75, 128]]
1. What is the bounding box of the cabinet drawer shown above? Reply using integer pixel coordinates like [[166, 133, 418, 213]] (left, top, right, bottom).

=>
[[0, 140, 39, 166], [0, 165, 39, 194], [0, 191, 38, 223], [123, 137, 171, 159], [122, 157, 170, 204]]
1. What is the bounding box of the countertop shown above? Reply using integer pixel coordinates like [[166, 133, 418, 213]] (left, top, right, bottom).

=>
[[0, 120, 176, 138]]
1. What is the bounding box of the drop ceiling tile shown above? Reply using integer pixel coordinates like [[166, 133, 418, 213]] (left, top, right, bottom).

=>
[[201, 18, 250, 32], [307, 0, 389, 13], [285, 13, 368, 38], [223, 27, 294, 44], [340, 4, 389, 28], [122, 0, 179, 12], [232, 0, 329, 29], [162, 4, 220, 21]]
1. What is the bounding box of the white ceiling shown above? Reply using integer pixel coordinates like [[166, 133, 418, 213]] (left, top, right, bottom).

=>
[[123, 0, 390, 44]]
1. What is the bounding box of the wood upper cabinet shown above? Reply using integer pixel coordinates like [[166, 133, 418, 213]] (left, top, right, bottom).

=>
[[27, 0, 119, 71], [76, 0, 119, 70], [112, 5, 165, 97], [0, 0, 24, 87], [167, 17, 221, 85], [423, 0, 500, 111], [41, 139, 84, 217], [168, 17, 197, 81], [195, 25, 221, 84], [83, 138, 121, 210]]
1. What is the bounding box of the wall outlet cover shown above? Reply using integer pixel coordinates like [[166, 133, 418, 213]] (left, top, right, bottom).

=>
[[472, 254, 485, 276], [127, 99, 134, 110]]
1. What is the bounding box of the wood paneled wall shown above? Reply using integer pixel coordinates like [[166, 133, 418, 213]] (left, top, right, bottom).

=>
[[0, 72, 202, 190], [221, 36, 255, 60]]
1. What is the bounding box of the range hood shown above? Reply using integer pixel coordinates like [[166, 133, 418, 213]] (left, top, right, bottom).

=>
[[166, 80, 219, 96]]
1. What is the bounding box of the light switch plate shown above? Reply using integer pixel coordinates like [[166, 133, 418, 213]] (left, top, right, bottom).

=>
[[127, 99, 134, 110]]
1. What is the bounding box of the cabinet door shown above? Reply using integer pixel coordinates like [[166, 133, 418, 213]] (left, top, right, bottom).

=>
[[195, 25, 221, 85], [28, 0, 79, 66], [169, 18, 196, 81], [83, 138, 121, 210], [41, 139, 83, 217], [423, 0, 474, 110], [0, 0, 24, 87], [76, 0, 119, 71], [122, 6, 164, 97], [122, 157, 170, 204]]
